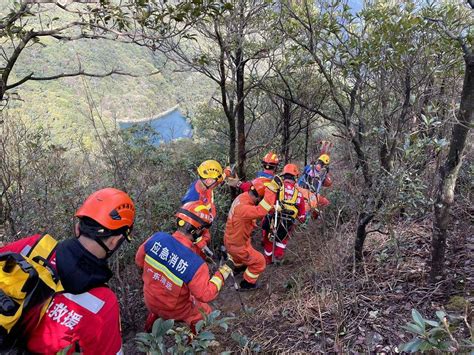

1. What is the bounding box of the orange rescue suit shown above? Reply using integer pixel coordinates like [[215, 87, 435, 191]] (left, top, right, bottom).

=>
[[135, 231, 225, 327], [224, 189, 276, 284]]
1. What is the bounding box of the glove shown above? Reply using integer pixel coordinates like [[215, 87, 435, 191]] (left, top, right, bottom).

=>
[[224, 255, 236, 271], [226, 177, 241, 188], [218, 253, 236, 278], [218, 264, 232, 280], [202, 246, 214, 258], [194, 236, 207, 249]]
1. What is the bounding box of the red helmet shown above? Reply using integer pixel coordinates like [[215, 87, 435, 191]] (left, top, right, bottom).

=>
[[75, 188, 135, 235], [282, 163, 300, 177], [251, 178, 267, 197], [176, 202, 213, 229], [262, 152, 279, 169]]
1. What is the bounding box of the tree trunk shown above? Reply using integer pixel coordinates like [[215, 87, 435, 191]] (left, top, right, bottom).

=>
[[0, 80, 5, 103], [0, 198, 4, 240], [430, 53, 473, 281], [304, 116, 310, 165], [354, 212, 375, 262], [228, 115, 236, 165], [215, 22, 235, 166], [235, 46, 246, 180], [280, 98, 291, 163]]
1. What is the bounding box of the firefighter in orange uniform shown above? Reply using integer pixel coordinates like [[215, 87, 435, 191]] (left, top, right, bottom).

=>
[[136, 202, 233, 331], [223, 179, 278, 289]]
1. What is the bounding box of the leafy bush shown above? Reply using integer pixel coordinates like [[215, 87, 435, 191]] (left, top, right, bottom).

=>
[[135, 310, 233, 354], [400, 309, 473, 353]]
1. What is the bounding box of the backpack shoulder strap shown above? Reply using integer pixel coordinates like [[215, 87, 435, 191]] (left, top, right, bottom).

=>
[[289, 186, 299, 204], [26, 234, 64, 292], [26, 234, 58, 261]]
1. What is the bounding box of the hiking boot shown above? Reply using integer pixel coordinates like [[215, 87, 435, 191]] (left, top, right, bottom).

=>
[[239, 279, 257, 290]]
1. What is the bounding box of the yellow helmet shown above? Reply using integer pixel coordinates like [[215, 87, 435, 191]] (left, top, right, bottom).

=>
[[197, 160, 223, 180], [318, 154, 330, 165]]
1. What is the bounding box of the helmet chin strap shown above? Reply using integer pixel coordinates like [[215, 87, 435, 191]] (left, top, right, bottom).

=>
[[182, 223, 204, 241], [191, 228, 204, 241], [92, 235, 125, 259], [201, 177, 220, 190]]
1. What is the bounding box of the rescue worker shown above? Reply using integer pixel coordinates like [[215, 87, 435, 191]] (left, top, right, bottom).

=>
[[0, 188, 135, 354], [262, 164, 306, 264], [297, 153, 332, 220], [227, 152, 279, 191], [136, 201, 233, 331], [181, 160, 225, 258], [223, 179, 278, 289]]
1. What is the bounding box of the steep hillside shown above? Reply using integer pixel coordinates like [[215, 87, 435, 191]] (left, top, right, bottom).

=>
[[1, 1, 215, 144]]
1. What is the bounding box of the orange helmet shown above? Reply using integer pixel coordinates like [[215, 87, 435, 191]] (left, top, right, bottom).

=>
[[75, 188, 135, 239], [251, 178, 267, 197], [282, 163, 300, 177], [176, 202, 213, 230], [262, 152, 279, 169]]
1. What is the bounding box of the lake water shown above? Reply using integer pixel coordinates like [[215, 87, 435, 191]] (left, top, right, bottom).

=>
[[118, 109, 192, 144]]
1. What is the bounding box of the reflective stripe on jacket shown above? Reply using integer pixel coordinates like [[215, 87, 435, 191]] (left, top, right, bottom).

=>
[[0, 236, 123, 355], [224, 191, 276, 249], [135, 232, 224, 317]]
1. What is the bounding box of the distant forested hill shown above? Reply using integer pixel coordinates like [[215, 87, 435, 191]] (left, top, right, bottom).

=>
[[1, 1, 215, 144]]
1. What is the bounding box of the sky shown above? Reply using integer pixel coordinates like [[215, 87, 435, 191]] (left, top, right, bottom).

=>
[[348, 0, 363, 13]]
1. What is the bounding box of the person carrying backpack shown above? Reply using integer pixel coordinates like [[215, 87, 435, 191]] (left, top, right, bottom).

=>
[[0, 187, 135, 354], [135, 201, 234, 332], [262, 164, 306, 265]]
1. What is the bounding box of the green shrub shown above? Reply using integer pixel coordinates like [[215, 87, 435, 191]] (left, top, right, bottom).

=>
[[400, 309, 473, 353], [135, 310, 233, 354]]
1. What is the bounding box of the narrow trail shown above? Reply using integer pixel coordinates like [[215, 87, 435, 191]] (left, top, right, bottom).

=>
[[210, 223, 324, 352]]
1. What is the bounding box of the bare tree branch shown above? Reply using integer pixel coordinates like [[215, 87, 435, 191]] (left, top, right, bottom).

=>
[[6, 68, 159, 90]]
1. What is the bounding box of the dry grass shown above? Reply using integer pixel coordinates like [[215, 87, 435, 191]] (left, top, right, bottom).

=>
[[212, 214, 473, 353]]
